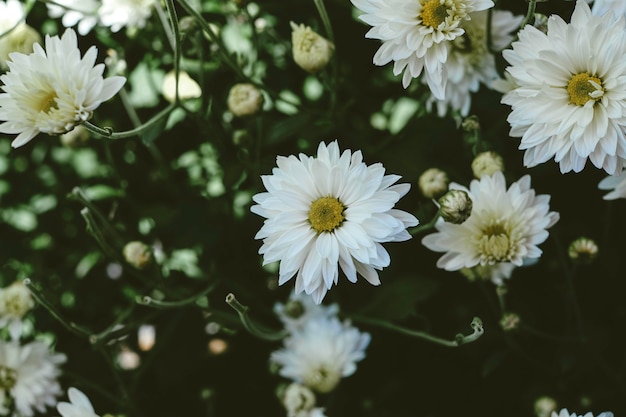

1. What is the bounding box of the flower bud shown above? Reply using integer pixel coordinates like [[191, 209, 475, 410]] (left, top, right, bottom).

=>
[[0, 23, 41, 70], [227, 83, 263, 117], [438, 189, 472, 224], [162, 70, 202, 103], [534, 396, 557, 417], [418, 168, 449, 199], [499, 312, 520, 331], [461, 115, 480, 132], [471, 151, 505, 178], [283, 383, 316, 415], [290, 22, 334, 74], [0, 280, 34, 321], [568, 237, 598, 265], [60, 125, 90, 148], [123, 241, 153, 269]]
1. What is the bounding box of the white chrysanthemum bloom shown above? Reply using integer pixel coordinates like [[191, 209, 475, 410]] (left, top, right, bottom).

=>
[[0, 281, 34, 340], [501, 0, 626, 175], [57, 387, 100, 417], [271, 316, 370, 393], [46, 0, 100, 36], [162, 70, 202, 103], [422, 172, 559, 275], [426, 10, 522, 116], [551, 409, 613, 417], [251, 141, 419, 304], [592, 0, 626, 18], [350, 0, 494, 98], [99, 0, 156, 33], [0, 0, 41, 70], [0, 29, 126, 148], [0, 340, 66, 417], [274, 292, 339, 332], [598, 169, 626, 199]]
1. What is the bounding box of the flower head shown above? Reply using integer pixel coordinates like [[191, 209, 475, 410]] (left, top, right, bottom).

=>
[[161, 70, 202, 103], [0, 0, 41, 70], [46, 0, 100, 36], [251, 141, 418, 304], [0, 280, 34, 340], [598, 169, 626, 199], [274, 292, 339, 332], [551, 409, 613, 417], [418, 167, 449, 198], [227, 83, 264, 117], [290, 22, 334, 73], [57, 387, 100, 417], [99, 0, 156, 33], [422, 172, 559, 278], [350, 0, 494, 98], [592, 0, 626, 18], [471, 150, 505, 178], [0, 28, 126, 148], [501, 0, 626, 175], [437, 189, 472, 224]]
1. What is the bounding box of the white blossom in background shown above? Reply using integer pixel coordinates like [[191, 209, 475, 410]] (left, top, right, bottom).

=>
[[0, 340, 66, 417], [161, 70, 202, 103], [350, 0, 494, 98], [501, 0, 626, 175], [282, 383, 327, 417], [426, 10, 523, 117], [290, 22, 334, 74], [57, 387, 100, 417], [46, 0, 100, 36], [271, 316, 370, 393], [99, 0, 157, 33], [422, 172, 559, 282], [0, 29, 126, 148], [598, 169, 626, 199], [551, 409, 613, 417], [591, 0, 626, 18], [274, 292, 339, 333], [0, 0, 41, 70], [0, 280, 34, 340], [251, 141, 418, 304]]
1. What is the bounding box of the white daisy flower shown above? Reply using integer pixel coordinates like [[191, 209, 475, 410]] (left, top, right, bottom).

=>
[[552, 409, 613, 417], [57, 387, 100, 417], [274, 292, 339, 333], [251, 141, 419, 304], [99, 0, 156, 33], [350, 0, 494, 99], [0, 340, 66, 417], [598, 169, 626, 199], [0, 280, 34, 340], [422, 172, 559, 276], [427, 10, 522, 117], [46, 0, 100, 36], [592, 0, 626, 18], [270, 316, 370, 393], [0, 28, 126, 148], [501, 0, 626, 175]]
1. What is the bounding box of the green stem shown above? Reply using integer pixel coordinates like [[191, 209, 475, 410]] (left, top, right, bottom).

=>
[[79, 208, 120, 260], [154, 0, 177, 52], [136, 282, 217, 309], [225, 293, 288, 341], [410, 212, 440, 235], [164, 0, 183, 104], [351, 315, 484, 347], [313, 0, 338, 115], [520, 0, 536, 28], [82, 103, 176, 139]]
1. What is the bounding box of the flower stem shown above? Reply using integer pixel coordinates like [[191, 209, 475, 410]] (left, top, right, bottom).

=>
[[225, 293, 288, 341], [409, 212, 440, 235], [136, 282, 217, 309], [520, 0, 536, 28], [83, 102, 176, 139]]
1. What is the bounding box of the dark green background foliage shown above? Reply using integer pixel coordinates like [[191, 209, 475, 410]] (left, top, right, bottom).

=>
[[1, 1, 625, 416]]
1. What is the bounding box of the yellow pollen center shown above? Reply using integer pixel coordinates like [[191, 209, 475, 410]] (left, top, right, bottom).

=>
[[567, 72, 603, 106], [308, 197, 345, 233], [477, 221, 514, 263], [38, 92, 58, 114], [420, 0, 448, 28]]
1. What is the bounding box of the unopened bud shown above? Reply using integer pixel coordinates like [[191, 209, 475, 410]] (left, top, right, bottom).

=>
[[0, 23, 41, 70], [283, 299, 305, 319], [499, 312, 520, 331], [162, 70, 202, 103], [532, 13, 549, 34], [461, 115, 480, 132], [568, 237, 598, 265], [438, 189, 472, 224], [123, 241, 153, 269], [60, 125, 90, 148], [534, 396, 557, 417], [227, 83, 263, 117], [471, 151, 504, 178], [0, 280, 34, 320], [290, 22, 334, 74], [418, 168, 449, 199], [283, 383, 316, 415]]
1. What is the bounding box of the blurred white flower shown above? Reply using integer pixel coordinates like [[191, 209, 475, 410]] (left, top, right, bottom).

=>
[[350, 0, 494, 98], [0, 0, 24, 32], [0, 280, 34, 340], [501, 0, 626, 174], [162, 70, 202, 103], [57, 387, 100, 417], [46, 0, 100, 36], [0, 28, 126, 148], [271, 316, 370, 393], [0, 340, 66, 417], [591, 0, 626, 18], [99, 0, 156, 33], [282, 383, 316, 417], [551, 409, 613, 417], [251, 141, 418, 304], [422, 172, 559, 279], [598, 169, 626, 199], [274, 292, 339, 333], [0, 0, 41, 70], [227, 83, 263, 117], [290, 22, 334, 73]]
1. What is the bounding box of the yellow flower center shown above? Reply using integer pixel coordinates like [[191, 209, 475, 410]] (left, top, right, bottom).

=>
[[477, 220, 514, 263], [38, 91, 58, 114], [0, 365, 17, 390], [420, 0, 448, 28], [567, 72, 604, 106], [308, 196, 345, 233]]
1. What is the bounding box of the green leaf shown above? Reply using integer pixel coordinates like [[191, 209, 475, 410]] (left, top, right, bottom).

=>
[[82, 185, 126, 201]]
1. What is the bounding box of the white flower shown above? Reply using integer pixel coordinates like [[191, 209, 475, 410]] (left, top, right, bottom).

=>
[[0, 0, 41, 70], [551, 409, 613, 417], [57, 387, 100, 417], [251, 141, 418, 304], [0, 0, 24, 31], [426, 10, 522, 117], [501, 0, 626, 175], [0, 281, 34, 340], [0, 28, 126, 148], [274, 292, 339, 333], [99, 0, 156, 33], [598, 169, 626, 199], [161, 70, 202, 103], [350, 0, 494, 98], [422, 172, 559, 278], [46, 0, 100, 36], [270, 316, 370, 393], [592, 0, 626, 18], [0, 340, 66, 417]]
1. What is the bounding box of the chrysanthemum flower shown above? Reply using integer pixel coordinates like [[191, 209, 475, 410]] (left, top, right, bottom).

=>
[[274, 292, 339, 332], [57, 387, 100, 417], [422, 172, 559, 278], [270, 316, 370, 393], [0, 0, 41, 70], [46, 0, 100, 36], [598, 169, 626, 199], [0, 280, 34, 340], [99, 0, 156, 33], [350, 0, 494, 98], [0, 28, 126, 148], [501, 0, 626, 174], [251, 141, 418, 304], [552, 408, 613, 417], [0, 340, 66, 417]]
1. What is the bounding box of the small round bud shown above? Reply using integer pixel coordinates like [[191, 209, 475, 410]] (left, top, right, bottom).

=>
[[283, 383, 316, 415], [471, 151, 505, 178], [568, 237, 599, 265], [0, 280, 34, 321], [60, 125, 90, 148], [438, 189, 472, 224], [162, 70, 202, 103], [178, 16, 197, 34], [290, 22, 334, 74], [123, 241, 153, 270], [499, 312, 520, 331], [0, 23, 41, 70], [418, 168, 449, 199], [534, 396, 557, 417], [227, 83, 264, 117], [461, 115, 480, 132], [532, 13, 549, 34]]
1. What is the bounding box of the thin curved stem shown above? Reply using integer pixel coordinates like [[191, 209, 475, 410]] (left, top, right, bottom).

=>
[[83, 102, 176, 139], [225, 293, 288, 341], [136, 282, 217, 309]]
